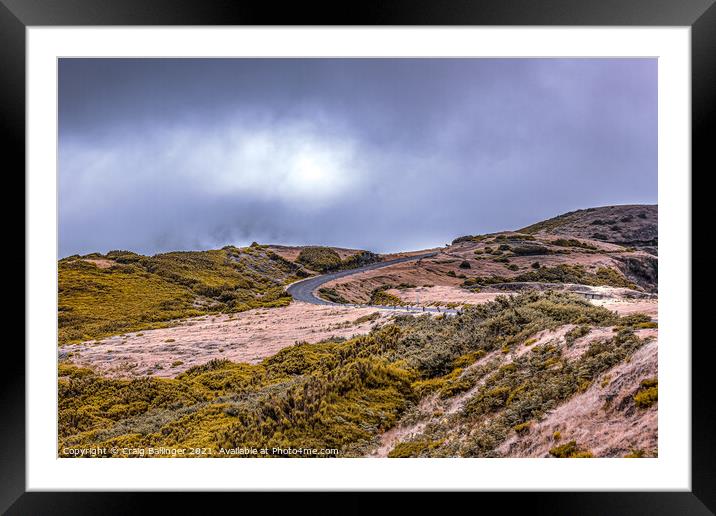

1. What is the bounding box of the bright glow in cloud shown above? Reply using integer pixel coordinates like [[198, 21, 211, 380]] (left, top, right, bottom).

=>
[[58, 58, 657, 257], [200, 126, 358, 204]]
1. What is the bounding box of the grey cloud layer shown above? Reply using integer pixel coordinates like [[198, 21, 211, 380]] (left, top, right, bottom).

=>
[[59, 58, 656, 257]]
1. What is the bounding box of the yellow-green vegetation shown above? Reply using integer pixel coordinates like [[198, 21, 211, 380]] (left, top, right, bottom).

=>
[[633, 378, 658, 408], [549, 440, 594, 458], [624, 449, 646, 458], [354, 312, 381, 325], [519, 207, 614, 235], [369, 286, 406, 306], [296, 246, 342, 271], [565, 324, 590, 345], [462, 264, 637, 290], [510, 244, 549, 256], [453, 349, 486, 367], [59, 291, 652, 457], [317, 287, 350, 304], [513, 421, 531, 434], [551, 238, 597, 251], [388, 439, 445, 458], [296, 247, 379, 273], [58, 246, 302, 344], [452, 234, 490, 244]]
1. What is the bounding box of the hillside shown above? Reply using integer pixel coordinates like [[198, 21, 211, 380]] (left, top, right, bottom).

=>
[[321, 210, 658, 306], [58, 204, 658, 458], [519, 204, 657, 255], [58, 243, 379, 345], [58, 245, 305, 344], [58, 291, 657, 458]]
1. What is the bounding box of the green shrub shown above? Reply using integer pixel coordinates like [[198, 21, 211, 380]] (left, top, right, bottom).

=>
[[624, 449, 645, 458], [339, 251, 381, 271], [513, 421, 531, 434], [634, 378, 658, 408], [318, 287, 349, 304], [549, 440, 593, 458], [370, 287, 405, 306], [595, 267, 637, 288], [388, 439, 444, 458], [551, 238, 597, 250], [506, 264, 637, 289], [452, 235, 487, 244], [511, 245, 549, 256], [459, 260, 472, 269], [354, 312, 381, 325], [296, 247, 342, 272], [565, 325, 590, 345], [453, 350, 486, 368]]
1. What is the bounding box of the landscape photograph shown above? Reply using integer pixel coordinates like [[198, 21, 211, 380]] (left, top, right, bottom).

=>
[[58, 58, 658, 459]]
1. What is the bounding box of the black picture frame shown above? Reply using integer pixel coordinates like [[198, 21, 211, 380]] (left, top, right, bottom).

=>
[[5, 0, 712, 513]]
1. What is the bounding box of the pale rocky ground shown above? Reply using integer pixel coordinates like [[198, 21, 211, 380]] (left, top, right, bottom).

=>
[[81, 258, 115, 269], [385, 286, 506, 307], [592, 297, 658, 320], [66, 302, 396, 378], [385, 285, 658, 317]]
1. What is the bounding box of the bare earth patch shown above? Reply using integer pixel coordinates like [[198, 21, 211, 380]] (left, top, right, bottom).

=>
[[66, 302, 394, 378], [385, 286, 508, 307], [591, 297, 658, 320], [81, 258, 115, 269]]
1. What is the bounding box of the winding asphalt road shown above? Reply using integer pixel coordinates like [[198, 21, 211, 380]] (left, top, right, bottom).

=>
[[286, 252, 459, 315]]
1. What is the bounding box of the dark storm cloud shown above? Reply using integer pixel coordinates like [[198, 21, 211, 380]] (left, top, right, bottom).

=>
[[58, 58, 657, 257]]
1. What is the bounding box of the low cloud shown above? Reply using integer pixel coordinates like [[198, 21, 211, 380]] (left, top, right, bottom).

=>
[[59, 58, 657, 257]]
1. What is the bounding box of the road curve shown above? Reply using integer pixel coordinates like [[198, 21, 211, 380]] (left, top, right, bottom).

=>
[[286, 252, 458, 315]]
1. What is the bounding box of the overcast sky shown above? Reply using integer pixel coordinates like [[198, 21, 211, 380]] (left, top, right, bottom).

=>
[[58, 58, 657, 257]]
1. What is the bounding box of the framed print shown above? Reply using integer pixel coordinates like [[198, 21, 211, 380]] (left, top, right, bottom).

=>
[[6, 0, 714, 512]]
